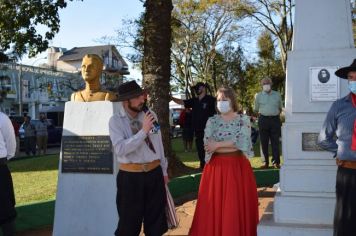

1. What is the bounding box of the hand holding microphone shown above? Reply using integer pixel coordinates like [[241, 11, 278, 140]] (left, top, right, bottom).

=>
[[142, 104, 160, 133]]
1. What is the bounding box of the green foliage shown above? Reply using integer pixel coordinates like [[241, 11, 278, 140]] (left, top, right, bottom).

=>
[[0, 52, 9, 62], [171, 0, 244, 96], [0, 0, 81, 57], [235, 0, 294, 72], [255, 30, 285, 98]]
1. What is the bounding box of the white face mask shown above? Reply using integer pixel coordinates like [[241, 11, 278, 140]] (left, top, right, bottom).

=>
[[217, 101, 231, 114], [263, 84, 271, 92]]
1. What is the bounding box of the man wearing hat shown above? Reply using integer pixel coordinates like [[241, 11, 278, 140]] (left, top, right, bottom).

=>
[[318, 59, 356, 236], [109, 80, 168, 236], [171, 82, 216, 169]]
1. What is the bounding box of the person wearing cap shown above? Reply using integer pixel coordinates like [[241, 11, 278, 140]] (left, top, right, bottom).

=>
[[109, 80, 168, 236], [171, 82, 216, 169], [318, 59, 356, 236], [0, 112, 17, 236], [254, 78, 283, 169]]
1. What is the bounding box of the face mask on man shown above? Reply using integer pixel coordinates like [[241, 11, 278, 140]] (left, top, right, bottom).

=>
[[217, 101, 231, 114], [263, 84, 271, 92], [348, 81, 356, 94]]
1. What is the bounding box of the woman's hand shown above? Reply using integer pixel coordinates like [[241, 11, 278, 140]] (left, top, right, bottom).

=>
[[204, 139, 219, 154]]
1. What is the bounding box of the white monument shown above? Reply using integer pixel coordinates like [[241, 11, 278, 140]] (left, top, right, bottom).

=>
[[258, 0, 356, 235], [53, 102, 121, 236]]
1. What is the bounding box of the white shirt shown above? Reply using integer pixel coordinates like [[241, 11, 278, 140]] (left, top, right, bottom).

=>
[[0, 112, 16, 159], [109, 107, 168, 176]]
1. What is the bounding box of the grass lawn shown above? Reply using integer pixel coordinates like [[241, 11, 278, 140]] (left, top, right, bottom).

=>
[[9, 155, 59, 205], [8, 138, 282, 205]]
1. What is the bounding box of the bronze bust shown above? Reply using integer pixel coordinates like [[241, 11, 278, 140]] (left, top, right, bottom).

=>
[[71, 54, 117, 102]]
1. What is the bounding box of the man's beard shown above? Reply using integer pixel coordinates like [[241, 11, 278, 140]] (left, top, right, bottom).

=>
[[128, 101, 144, 113]]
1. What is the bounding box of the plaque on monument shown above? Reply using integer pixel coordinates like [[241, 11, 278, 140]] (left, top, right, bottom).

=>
[[62, 135, 113, 174], [302, 133, 324, 151], [309, 66, 339, 102]]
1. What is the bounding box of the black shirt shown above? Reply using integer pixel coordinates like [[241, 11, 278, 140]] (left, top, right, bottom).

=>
[[184, 95, 216, 132]]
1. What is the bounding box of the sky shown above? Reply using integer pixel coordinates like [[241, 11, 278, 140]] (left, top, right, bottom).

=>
[[22, 0, 145, 80]]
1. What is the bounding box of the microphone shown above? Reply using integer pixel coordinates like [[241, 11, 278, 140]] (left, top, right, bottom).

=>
[[142, 104, 160, 133]]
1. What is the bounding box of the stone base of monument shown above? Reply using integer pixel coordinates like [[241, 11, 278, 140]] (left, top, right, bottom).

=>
[[258, 200, 333, 236], [53, 102, 122, 236]]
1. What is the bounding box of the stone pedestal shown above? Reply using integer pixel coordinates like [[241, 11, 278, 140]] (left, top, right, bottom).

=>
[[258, 0, 356, 235], [53, 102, 122, 236]]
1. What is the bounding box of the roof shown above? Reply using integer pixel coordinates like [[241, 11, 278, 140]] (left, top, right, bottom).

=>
[[58, 45, 128, 67]]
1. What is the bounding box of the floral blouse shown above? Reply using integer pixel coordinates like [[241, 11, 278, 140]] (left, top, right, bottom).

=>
[[204, 114, 254, 162]]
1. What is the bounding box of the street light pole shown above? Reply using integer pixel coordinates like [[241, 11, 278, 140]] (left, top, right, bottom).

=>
[[18, 63, 23, 116]]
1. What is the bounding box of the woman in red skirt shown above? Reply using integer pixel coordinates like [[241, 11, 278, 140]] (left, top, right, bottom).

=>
[[189, 87, 259, 236]]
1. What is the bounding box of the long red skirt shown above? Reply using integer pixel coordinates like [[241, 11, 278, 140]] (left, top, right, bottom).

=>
[[189, 154, 259, 236]]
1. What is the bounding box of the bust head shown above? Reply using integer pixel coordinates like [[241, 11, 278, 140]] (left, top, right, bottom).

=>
[[81, 54, 103, 82]]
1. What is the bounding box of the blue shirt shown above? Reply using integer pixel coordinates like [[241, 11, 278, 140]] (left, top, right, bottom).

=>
[[318, 94, 356, 161]]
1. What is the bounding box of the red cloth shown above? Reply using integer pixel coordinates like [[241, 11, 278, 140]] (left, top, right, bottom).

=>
[[178, 110, 186, 127], [351, 93, 356, 150], [11, 121, 20, 137], [189, 154, 259, 236]]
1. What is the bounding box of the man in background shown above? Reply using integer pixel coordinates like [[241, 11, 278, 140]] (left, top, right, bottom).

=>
[[35, 113, 48, 155], [171, 82, 216, 169], [0, 112, 17, 236], [23, 116, 36, 156], [254, 78, 282, 169], [9, 117, 20, 157]]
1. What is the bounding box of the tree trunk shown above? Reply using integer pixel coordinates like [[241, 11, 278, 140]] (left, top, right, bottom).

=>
[[142, 0, 184, 177]]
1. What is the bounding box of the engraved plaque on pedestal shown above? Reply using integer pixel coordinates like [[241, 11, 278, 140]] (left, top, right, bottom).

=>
[[62, 135, 113, 174], [302, 133, 324, 151]]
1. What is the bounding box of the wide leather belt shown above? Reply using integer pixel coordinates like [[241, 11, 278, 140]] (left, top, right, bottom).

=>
[[213, 151, 243, 157], [119, 160, 160, 172], [0, 158, 8, 165], [336, 158, 356, 170]]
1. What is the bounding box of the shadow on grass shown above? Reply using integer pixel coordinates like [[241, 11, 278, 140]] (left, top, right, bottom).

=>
[[9, 155, 59, 173]]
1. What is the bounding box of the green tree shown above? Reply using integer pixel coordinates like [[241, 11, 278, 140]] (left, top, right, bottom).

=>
[[171, 1, 243, 95], [235, 0, 294, 73], [0, 0, 81, 57], [142, 0, 186, 176], [256, 30, 285, 97]]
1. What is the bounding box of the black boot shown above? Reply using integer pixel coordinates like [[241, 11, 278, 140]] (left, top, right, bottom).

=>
[[1, 220, 15, 236]]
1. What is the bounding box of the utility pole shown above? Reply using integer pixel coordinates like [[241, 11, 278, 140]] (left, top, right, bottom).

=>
[[18, 64, 23, 116]]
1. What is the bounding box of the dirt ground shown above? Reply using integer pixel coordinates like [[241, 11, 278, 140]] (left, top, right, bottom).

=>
[[15, 187, 276, 236]]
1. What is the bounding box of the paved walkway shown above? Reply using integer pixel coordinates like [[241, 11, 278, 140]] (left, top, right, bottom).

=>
[[163, 187, 276, 236], [16, 187, 276, 236]]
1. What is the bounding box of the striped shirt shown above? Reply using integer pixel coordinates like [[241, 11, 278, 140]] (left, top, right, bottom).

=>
[[318, 94, 356, 161]]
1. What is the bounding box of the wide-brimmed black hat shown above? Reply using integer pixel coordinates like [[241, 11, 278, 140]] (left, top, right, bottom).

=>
[[117, 81, 146, 101], [335, 59, 356, 79]]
